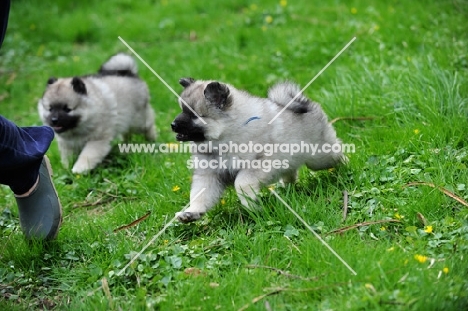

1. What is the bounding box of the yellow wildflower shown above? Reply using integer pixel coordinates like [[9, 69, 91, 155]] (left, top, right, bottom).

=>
[[394, 213, 404, 220], [413, 129, 420, 135], [172, 185, 180, 192], [380, 226, 386, 231], [386, 247, 394, 252], [443, 267, 449, 274], [424, 225, 433, 234], [374, 25, 380, 31], [414, 254, 428, 263], [163, 239, 169, 245], [280, 0, 287, 7], [221, 199, 226, 205], [265, 15, 273, 24], [351, 8, 357, 14]]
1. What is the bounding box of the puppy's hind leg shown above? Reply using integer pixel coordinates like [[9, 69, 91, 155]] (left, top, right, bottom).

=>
[[143, 105, 157, 141], [278, 170, 298, 187], [305, 152, 346, 171], [234, 170, 271, 210]]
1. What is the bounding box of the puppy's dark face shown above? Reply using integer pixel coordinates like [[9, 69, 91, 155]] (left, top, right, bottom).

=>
[[171, 106, 206, 142], [46, 103, 81, 134], [171, 77, 231, 142], [39, 77, 86, 134]]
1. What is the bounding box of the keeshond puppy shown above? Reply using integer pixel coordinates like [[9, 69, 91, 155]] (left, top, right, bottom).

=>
[[38, 53, 157, 174], [171, 78, 347, 223]]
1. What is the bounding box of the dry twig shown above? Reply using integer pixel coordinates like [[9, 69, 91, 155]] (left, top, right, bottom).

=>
[[403, 182, 468, 208], [113, 211, 151, 232], [342, 190, 349, 221], [416, 212, 429, 226], [327, 219, 400, 235]]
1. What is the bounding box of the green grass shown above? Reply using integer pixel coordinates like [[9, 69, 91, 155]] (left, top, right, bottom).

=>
[[1, 0, 468, 309]]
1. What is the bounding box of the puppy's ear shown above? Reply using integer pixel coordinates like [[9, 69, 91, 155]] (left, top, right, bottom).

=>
[[47, 77, 57, 85], [204, 82, 230, 109], [71, 77, 87, 95], [179, 77, 195, 88]]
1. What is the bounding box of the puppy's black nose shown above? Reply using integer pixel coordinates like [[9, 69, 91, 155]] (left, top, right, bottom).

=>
[[51, 117, 59, 125], [171, 121, 178, 131]]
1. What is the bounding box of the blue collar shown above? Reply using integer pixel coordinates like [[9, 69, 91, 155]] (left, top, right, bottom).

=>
[[244, 116, 261, 126]]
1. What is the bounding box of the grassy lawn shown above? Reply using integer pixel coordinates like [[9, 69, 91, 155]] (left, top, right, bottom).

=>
[[1, 0, 468, 309]]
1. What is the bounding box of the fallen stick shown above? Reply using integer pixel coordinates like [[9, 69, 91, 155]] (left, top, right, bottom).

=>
[[113, 211, 152, 233], [327, 219, 401, 235], [342, 190, 349, 221], [403, 182, 468, 208]]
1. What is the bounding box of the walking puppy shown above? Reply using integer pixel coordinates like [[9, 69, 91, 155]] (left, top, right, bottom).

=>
[[38, 53, 157, 173]]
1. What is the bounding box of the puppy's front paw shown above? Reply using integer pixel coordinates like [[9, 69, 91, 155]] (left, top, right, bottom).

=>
[[71, 162, 92, 174], [175, 212, 203, 223]]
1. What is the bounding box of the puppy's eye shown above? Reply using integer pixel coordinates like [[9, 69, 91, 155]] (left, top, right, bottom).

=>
[[63, 107, 72, 113]]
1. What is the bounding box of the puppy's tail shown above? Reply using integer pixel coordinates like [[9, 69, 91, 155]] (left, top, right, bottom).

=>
[[99, 53, 138, 77], [268, 82, 314, 113]]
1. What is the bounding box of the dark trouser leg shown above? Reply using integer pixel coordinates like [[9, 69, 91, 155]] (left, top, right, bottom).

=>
[[0, 115, 54, 194]]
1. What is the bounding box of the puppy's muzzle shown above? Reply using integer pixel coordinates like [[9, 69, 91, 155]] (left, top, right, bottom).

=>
[[171, 114, 206, 142], [171, 121, 181, 132]]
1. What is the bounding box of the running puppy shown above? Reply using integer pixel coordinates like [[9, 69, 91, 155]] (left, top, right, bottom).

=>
[[171, 78, 346, 223]]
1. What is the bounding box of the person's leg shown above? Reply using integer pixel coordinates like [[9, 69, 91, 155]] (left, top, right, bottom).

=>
[[0, 115, 54, 194], [0, 1, 61, 241], [0, 115, 62, 240]]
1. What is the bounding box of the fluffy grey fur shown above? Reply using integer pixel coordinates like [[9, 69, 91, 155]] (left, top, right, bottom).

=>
[[172, 78, 346, 223], [38, 53, 157, 174]]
